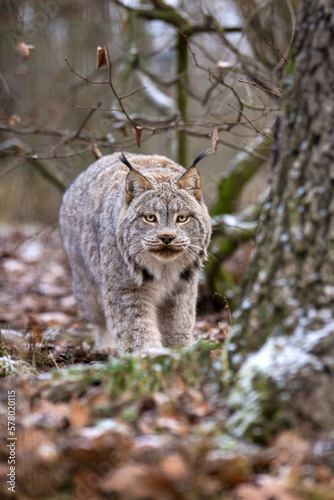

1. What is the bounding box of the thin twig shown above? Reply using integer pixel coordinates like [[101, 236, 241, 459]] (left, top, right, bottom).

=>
[[185, 129, 268, 161], [119, 86, 147, 101], [65, 53, 144, 131], [227, 102, 273, 139], [49, 350, 60, 371], [64, 58, 110, 84], [178, 28, 244, 124], [69, 102, 102, 141], [76, 106, 120, 111], [0, 158, 26, 180], [106, 48, 138, 127], [238, 79, 282, 98], [268, 41, 290, 63]]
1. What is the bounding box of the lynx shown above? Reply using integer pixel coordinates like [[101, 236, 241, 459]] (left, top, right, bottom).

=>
[[59, 151, 212, 352]]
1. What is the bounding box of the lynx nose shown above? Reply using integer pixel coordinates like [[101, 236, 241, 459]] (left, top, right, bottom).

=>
[[159, 234, 175, 245]]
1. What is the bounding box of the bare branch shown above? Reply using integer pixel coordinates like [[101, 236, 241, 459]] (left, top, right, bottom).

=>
[[68, 102, 103, 142], [227, 102, 273, 139], [238, 79, 282, 98], [268, 42, 290, 63], [185, 130, 269, 162], [0, 139, 67, 190], [64, 58, 110, 84]]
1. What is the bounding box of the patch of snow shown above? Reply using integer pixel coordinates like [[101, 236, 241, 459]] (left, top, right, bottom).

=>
[[241, 298, 251, 310], [258, 270, 267, 282], [248, 337, 323, 388], [279, 233, 289, 243], [227, 322, 332, 437], [135, 71, 175, 112], [96, 418, 129, 434], [293, 321, 334, 351]]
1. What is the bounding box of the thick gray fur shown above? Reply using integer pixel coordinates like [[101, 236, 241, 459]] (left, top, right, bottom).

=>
[[59, 152, 212, 352]]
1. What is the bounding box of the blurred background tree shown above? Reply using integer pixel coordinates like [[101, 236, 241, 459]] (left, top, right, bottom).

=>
[[0, 0, 296, 304]]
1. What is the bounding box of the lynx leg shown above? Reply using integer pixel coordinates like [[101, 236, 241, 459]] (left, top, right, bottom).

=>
[[102, 290, 163, 352], [158, 281, 198, 348], [95, 326, 115, 351], [71, 267, 108, 349], [70, 264, 102, 319]]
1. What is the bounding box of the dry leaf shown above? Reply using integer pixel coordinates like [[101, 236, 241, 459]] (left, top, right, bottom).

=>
[[131, 125, 143, 148], [156, 416, 189, 436], [231, 477, 301, 500], [33, 311, 71, 326], [23, 400, 69, 429], [159, 453, 191, 483], [16, 41, 35, 60], [85, 387, 111, 412], [271, 431, 311, 468], [153, 392, 177, 418], [132, 435, 172, 461], [74, 468, 101, 500], [101, 464, 184, 500], [16, 142, 25, 156], [69, 397, 90, 428], [8, 114, 21, 127], [210, 127, 219, 154], [205, 450, 253, 486], [120, 124, 130, 137], [97, 45, 108, 70], [91, 143, 103, 159]]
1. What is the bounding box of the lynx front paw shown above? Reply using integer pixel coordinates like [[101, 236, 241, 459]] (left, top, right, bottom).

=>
[[95, 326, 116, 353]]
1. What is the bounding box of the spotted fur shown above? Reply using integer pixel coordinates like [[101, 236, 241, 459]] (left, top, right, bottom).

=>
[[59, 152, 212, 352]]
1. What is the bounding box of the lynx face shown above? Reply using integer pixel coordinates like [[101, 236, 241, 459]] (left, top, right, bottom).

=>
[[120, 186, 208, 263], [116, 156, 211, 284]]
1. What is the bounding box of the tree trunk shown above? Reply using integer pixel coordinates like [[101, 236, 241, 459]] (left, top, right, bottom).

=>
[[228, 0, 334, 441], [176, 33, 188, 166]]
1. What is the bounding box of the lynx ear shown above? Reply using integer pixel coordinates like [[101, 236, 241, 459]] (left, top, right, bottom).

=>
[[126, 169, 152, 204], [120, 152, 152, 204], [178, 167, 202, 202], [177, 149, 211, 201]]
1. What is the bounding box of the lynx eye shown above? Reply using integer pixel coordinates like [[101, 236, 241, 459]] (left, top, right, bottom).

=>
[[144, 214, 157, 223], [177, 215, 189, 223]]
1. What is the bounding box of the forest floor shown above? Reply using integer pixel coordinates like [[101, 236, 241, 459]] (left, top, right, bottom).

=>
[[0, 224, 333, 500]]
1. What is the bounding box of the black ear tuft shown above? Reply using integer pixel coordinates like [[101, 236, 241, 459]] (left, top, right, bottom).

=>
[[189, 149, 211, 169], [119, 152, 134, 171]]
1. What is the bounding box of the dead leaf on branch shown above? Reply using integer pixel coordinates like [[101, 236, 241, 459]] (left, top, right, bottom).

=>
[[131, 124, 143, 148], [91, 143, 103, 159], [96, 45, 108, 70], [210, 127, 219, 154], [16, 41, 35, 60], [8, 114, 21, 127]]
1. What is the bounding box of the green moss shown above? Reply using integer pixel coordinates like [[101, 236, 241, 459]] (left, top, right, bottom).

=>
[[0, 355, 36, 377], [292, 484, 334, 500], [122, 406, 139, 423], [47, 340, 223, 403], [227, 357, 282, 445]]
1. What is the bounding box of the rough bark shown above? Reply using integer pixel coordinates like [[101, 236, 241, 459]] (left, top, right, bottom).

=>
[[228, 0, 334, 440]]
